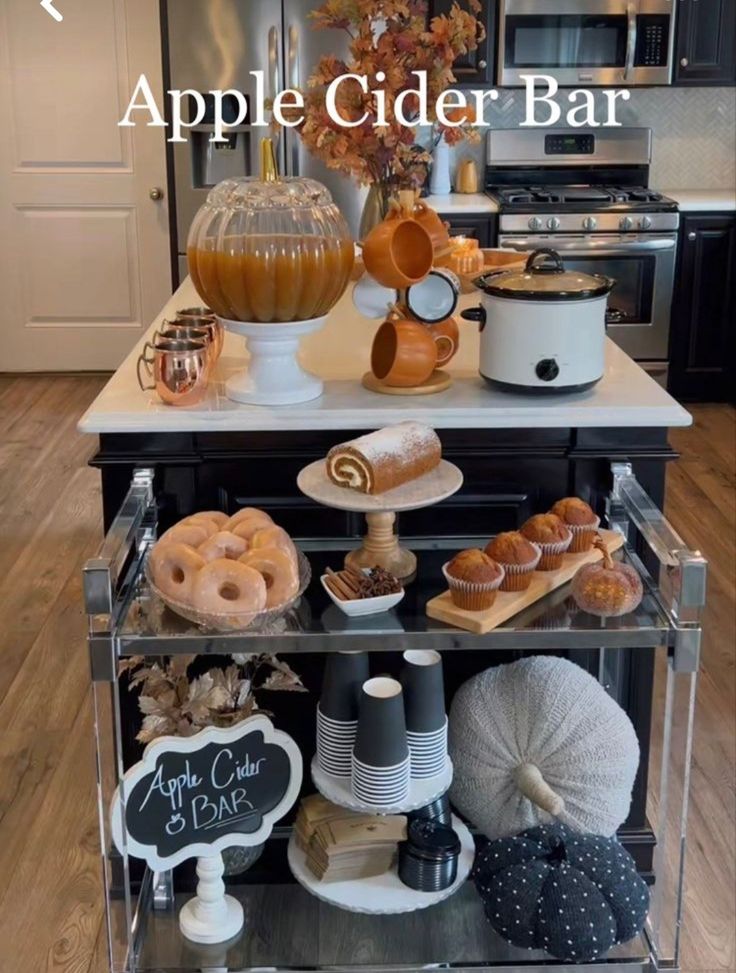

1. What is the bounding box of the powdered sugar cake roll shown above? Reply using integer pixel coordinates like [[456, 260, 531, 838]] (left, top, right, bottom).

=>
[[326, 421, 442, 495]]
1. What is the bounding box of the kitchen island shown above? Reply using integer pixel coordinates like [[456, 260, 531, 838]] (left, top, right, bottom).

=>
[[81, 277, 691, 880]]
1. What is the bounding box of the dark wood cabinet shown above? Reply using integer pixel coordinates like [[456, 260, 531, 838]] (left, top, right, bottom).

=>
[[427, 0, 496, 86], [674, 0, 736, 85], [668, 213, 736, 402], [438, 213, 494, 247]]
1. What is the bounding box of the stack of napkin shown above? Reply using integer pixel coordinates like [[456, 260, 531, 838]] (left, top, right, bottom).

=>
[[296, 795, 407, 883]]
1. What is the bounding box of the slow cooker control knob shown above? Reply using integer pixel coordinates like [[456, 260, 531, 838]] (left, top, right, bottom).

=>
[[536, 358, 560, 383], [582, 216, 598, 231], [547, 217, 561, 231], [619, 216, 635, 232], [528, 217, 543, 230]]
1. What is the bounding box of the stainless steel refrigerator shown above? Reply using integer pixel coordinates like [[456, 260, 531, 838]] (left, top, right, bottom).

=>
[[165, 0, 366, 285]]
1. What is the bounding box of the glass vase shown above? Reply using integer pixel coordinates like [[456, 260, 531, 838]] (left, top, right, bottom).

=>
[[359, 182, 393, 241]]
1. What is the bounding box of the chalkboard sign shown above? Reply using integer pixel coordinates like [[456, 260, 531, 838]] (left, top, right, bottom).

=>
[[111, 715, 303, 870]]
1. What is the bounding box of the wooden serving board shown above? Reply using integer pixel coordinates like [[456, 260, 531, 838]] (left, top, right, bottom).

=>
[[426, 530, 625, 634]]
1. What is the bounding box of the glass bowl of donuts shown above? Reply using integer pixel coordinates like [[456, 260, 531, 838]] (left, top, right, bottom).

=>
[[144, 508, 311, 632]]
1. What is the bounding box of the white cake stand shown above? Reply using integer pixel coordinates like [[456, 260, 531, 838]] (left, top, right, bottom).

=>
[[297, 460, 464, 579], [311, 756, 453, 816], [219, 315, 327, 406], [287, 814, 474, 915]]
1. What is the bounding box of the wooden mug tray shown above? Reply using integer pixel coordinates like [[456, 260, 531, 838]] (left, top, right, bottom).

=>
[[425, 530, 625, 635]]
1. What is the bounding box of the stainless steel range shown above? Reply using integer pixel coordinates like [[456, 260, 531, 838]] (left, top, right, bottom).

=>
[[486, 128, 679, 384]]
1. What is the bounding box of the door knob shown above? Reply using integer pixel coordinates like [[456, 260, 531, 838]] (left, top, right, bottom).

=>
[[688, 232, 697, 241], [680, 58, 689, 67], [478, 59, 488, 69], [150, 187, 164, 201]]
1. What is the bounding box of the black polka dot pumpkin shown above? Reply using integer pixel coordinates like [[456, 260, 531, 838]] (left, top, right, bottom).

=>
[[473, 823, 649, 962]]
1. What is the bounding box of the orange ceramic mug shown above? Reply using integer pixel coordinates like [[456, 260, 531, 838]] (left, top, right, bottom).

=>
[[371, 312, 438, 387], [413, 201, 450, 252], [362, 210, 434, 290], [426, 317, 460, 367]]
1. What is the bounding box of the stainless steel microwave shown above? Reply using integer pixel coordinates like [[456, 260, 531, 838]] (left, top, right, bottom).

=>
[[498, 1, 676, 87]]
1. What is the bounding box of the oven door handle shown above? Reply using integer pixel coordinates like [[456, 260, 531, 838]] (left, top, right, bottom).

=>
[[499, 238, 677, 255], [624, 2, 638, 83]]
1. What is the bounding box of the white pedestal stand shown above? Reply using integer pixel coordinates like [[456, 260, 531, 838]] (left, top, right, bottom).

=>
[[297, 460, 464, 580], [179, 853, 244, 945], [219, 316, 327, 406]]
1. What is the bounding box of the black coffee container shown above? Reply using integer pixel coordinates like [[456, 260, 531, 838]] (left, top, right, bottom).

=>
[[409, 793, 452, 827], [399, 819, 461, 893]]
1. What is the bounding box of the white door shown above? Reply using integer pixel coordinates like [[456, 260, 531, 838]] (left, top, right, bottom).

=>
[[0, 0, 171, 371]]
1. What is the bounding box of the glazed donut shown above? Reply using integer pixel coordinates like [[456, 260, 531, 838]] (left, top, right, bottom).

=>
[[178, 516, 219, 537], [198, 530, 249, 563], [187, 511, 229, 529], [159, 522, 211, 548], [240, 547, 299, 608], [149, 542, 206, 603], [192, 559, 267, 615], [250, 525, 297, 563], [225, 507, 273, 532], [231, 514, 277, 543]]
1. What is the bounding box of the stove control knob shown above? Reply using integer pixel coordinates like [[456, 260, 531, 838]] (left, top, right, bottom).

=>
[[528, 217, 543, 231], [639, 216, 653, 230], [547, 217, 561, 231], [619, 216, 635, 232], [582, 217, 598, 231], [536, 358, 560, 383]]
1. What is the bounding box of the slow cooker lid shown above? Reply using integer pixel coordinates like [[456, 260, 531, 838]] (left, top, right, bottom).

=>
[[476, 248, 614, 302]]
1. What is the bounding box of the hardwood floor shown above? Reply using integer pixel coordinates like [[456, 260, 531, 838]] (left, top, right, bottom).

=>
[[0, 376, 732, 973]]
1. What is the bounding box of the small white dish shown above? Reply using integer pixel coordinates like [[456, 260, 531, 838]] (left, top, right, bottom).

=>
[[321, 573, 405, 617]]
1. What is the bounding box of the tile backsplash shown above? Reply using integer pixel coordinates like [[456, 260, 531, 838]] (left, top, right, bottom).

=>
[[446, 87, 736, 190]]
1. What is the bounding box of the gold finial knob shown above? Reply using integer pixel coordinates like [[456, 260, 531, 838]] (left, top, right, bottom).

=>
[[260, 137, 279, 183]]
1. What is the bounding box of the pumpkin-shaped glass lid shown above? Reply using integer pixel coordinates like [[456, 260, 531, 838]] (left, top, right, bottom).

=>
[[477, 248, 614, 302]]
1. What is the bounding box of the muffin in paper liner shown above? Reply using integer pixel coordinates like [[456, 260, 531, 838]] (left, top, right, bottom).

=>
[[536, 529, 573, 571], [566, 516, 601, 553], [496, 542, 543, 592], [443, 562, 506, 611]]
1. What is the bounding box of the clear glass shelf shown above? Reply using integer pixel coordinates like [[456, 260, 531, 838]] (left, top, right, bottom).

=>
[[113, 543, 672, 656], [123, 880, 651, 972]]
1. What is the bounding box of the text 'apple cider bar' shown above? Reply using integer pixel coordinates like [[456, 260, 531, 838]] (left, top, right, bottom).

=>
[[326, 421, 442, 495]]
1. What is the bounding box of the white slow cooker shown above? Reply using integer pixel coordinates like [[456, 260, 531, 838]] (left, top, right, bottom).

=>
[[462, 248, 614, 394]]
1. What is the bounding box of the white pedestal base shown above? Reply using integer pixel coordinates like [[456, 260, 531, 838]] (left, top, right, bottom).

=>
[[220, 316, 327, 406], [179, 854, 244, 945]]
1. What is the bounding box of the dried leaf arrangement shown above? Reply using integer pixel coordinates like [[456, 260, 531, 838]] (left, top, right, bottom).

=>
[[120, 654, 307, 744], [289, 0, 485, 192]]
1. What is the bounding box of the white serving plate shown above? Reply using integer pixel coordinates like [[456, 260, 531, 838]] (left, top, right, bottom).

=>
[[312, 756, 453, 815], [320, 573, 405, 617], [287, 814, 474, 915]]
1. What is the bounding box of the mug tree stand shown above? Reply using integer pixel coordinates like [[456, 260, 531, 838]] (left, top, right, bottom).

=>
[[297, 460, 464, 580]]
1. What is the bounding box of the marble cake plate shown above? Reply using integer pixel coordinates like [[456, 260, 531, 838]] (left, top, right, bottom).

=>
[[297, 459, 463, 579], [287, 814, 474, 915]]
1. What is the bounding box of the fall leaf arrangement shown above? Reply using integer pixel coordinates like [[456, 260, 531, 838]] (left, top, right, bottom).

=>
[[120, 654, 307, 744], [293, 0, 485, 191]]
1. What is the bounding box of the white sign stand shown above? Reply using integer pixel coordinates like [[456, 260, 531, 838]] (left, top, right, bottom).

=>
[[178, 852, 244, 945]]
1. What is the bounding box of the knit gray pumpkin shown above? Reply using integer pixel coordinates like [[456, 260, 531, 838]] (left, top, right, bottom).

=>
[[473, 823, 650, 961], [449, 656, 639, 840]]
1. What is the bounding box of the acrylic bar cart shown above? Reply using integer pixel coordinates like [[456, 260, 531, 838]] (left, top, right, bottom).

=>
[[86, 463, 706, 973]]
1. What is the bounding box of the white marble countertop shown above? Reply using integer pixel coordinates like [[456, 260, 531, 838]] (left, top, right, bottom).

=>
[[423, 193, 498, 214], [664, 189, 736, 212], [78, 278, 691, 434]]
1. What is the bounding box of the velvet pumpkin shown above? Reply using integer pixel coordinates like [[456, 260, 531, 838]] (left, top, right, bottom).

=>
[[473, 823, 650, 962]]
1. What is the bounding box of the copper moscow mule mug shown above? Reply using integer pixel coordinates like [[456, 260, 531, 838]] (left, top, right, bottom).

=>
[[176, 308, 224, 358], [137, 338, 209, 406]]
